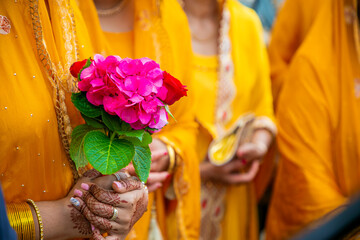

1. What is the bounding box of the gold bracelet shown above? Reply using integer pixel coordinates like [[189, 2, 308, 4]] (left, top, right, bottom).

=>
[[6, 202, 36, 240], [27, 199, 44, 240], [166, 144, 176, 174]]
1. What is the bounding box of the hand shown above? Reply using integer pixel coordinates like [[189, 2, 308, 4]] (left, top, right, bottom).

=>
[[126, 138, 171, 192], [71, 176, 148, 240], [149, 138, 170, 172], [200, 141, 267, 184]]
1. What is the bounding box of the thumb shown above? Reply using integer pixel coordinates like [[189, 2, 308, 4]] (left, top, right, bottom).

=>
[[112, 177, 144, 193]]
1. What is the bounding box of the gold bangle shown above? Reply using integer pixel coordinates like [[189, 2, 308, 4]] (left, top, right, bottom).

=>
[[6, 202, 36, 240], [166, 144, 176, 174], [27, 199, 44, 240]]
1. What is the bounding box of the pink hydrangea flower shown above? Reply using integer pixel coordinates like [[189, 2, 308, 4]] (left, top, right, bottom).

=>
[[78, 54, 169, 130]]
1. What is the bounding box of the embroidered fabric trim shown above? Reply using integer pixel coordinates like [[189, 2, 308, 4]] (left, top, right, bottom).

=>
[[215, 2, 236, 135], [0, 15, 11, 35], [29, 0, 80, 180]]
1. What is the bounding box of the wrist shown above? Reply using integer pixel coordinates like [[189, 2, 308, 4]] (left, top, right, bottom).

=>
[[200, 162, 214, 182]]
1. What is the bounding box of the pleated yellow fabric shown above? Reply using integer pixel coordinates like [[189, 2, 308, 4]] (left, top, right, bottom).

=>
[[78, 0, 200, 239], [268, 0, 325, 106], [191, 1, 275, 239], [267, 0, 360, 239], [0, 0, 94, 204]]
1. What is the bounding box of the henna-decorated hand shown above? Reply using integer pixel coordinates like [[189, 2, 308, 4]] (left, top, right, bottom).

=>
[[70, 176, 148, 240]]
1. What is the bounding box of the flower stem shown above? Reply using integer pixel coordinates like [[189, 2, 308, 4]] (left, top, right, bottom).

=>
[[110, 131, 117, 141]]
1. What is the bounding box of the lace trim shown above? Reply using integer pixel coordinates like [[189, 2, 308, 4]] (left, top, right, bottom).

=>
[[215, 2, 236, 135], [29, 0, 79, 180], [200, 182, 226, 240], [253, 116, 278, 137]]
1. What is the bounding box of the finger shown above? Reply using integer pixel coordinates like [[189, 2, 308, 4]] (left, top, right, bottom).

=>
[[112, 170, 130, 181], [223, 161, 260, 184], [83, 169, 103, 180], [146, 172, 169, 185], [91, 225, 105, 240], [147, 182, 162, 192], [81, 183, 132, 207], [70, 197, 115, 231], [112, 178, 143, 194], [222, 159, 244, 173], [151, 149, 168, 162], [236, 143, 262, 161], [124, 164, 136, 176], [82, 191, 114, 219]]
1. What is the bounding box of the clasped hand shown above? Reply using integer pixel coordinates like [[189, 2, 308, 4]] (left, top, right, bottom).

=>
[[201, 141, 268, 184], [70, 170, 148, 240]]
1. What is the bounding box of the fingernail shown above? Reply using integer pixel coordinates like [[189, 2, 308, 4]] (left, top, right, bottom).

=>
[[70, 197, 80, 207], [164, 151, 168, 156], [91, 224, 95, 231], [241, 159, 247, 165], [81, 183, 89, 191], [113, 181, 123, 189], [157, 183, 162, 188], [74, 189, 83, 197], [166, 173, 172, 181]]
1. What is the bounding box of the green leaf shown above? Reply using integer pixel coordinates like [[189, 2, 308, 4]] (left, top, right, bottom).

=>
[[70, 124, 99, 169], [81, 113, 105, 129], [116, 130, 152, 146], [71, 92, 102, 118], [165, 105, 176, 122], [78, 58, 92, 82], [84, 131, 135, 174], [101, 110, 122, 131], [132, 145, 151, 182]]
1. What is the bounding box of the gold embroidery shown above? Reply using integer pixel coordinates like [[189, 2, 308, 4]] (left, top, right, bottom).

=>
[[29, 0, 80, 181], [216, 2, 236, 135], [200, 182, 226, 240], [0, 15, 11, 35]]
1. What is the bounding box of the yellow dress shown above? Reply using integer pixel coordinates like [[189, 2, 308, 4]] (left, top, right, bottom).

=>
[[266, 0, 360, 239], [0, 0, 94, 204], [268, 0, 325, 106], [78, 0, 200, 239], [191, 1, 275, 239]]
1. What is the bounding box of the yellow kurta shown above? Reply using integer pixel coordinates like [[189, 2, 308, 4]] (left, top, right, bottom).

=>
[[78, 0, 200, 239], [191, 1, 275, 239], [0, 0, 94, 203], [268, 0, 325, 106], [267, 0, 360, 239]]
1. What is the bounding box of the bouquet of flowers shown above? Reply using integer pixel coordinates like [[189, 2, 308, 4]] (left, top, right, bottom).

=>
[[69, 54, 187, 182]]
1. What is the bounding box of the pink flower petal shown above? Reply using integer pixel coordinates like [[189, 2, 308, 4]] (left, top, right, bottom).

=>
[[121, 107, 138, 123], [149, 108, 168, 129]]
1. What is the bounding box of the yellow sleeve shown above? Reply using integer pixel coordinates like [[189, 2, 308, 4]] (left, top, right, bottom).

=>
[[154, 1, 200, 239], [267, 56, 346, 240]]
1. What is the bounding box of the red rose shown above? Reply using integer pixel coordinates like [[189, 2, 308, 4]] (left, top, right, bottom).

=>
[[159, 71, 188, 105], [70, 59, 88, 78]]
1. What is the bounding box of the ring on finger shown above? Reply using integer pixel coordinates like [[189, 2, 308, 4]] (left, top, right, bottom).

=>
[[109, 207, 119, 221]]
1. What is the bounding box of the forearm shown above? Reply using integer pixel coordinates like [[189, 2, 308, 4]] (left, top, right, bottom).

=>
[[6, 199, 87, 240], [251, 128, 273, 151], [35, 198, 92, 240]]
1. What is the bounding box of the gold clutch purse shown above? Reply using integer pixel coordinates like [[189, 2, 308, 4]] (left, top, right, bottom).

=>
[[208, 113, 255, 166]]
